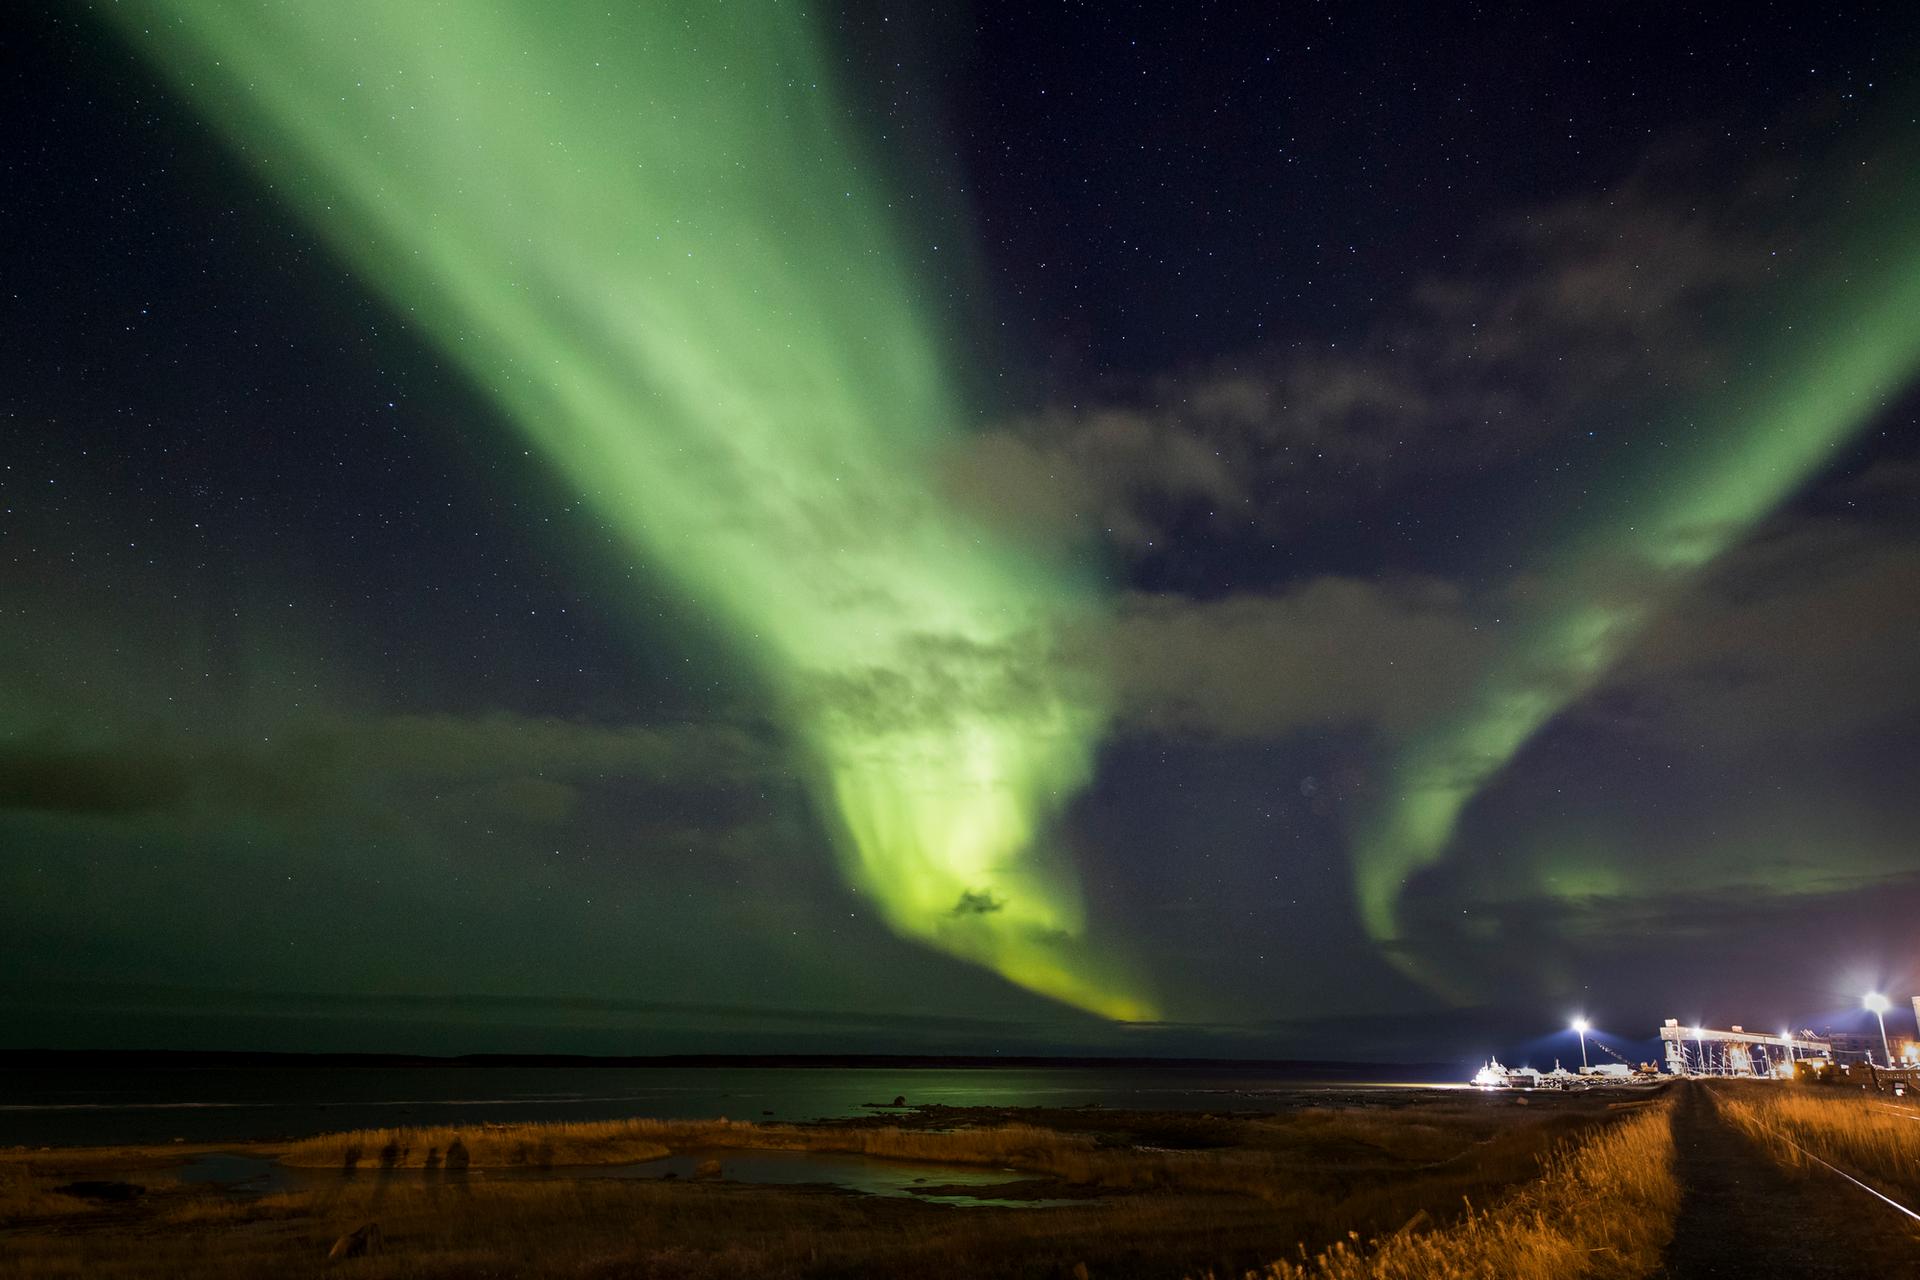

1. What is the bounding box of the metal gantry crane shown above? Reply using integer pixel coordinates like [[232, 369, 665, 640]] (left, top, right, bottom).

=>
[[1658, 1020, 1830, 1076]]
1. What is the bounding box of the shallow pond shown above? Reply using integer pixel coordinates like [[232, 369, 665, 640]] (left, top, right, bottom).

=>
[[171, 1147, 1092, 1208]]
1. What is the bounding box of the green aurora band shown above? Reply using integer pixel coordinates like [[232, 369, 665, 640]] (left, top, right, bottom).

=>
[[105, 0, 1152, 1020], [1354, 164, 1920, 979]]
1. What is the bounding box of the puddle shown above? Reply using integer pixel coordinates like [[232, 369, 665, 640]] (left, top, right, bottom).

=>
[[588, 1149, 1095, 1207], [169, 1148, 1093, 1208], [174, 1151, 295, 1194]]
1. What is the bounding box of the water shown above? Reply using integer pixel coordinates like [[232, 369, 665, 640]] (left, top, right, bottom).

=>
[[168, 1146, 1089, 1208], [0, 1064, 1453, 1148]]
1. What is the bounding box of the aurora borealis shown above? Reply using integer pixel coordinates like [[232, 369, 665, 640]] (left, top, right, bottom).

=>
[[96, 0, 1148, 1020], [6, 3, 1920, 1059], [1352, 162, 1920, 977]]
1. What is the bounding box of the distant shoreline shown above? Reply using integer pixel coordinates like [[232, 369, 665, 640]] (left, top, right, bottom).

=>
[[0, 1049, 1453, 1076]]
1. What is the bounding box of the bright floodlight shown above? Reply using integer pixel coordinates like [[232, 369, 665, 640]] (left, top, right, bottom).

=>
[[1572, 1017, 1590, 1034], [1867, 993, 1893, 1064]]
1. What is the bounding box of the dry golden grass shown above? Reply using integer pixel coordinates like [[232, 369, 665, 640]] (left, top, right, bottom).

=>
[[278, 1115, 1107, 1172], [1192, 1102, 1678, 1280], [0, 1165, 94, 1220], [280, 1117, 672, 1168], [1, 1094, 1655, 1279], [276, 1108, 1600, 1203], [1715, 1083, 1920, 1206]]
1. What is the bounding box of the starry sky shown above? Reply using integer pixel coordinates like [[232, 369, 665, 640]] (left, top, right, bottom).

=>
[[5, 1, 1920, 1061]]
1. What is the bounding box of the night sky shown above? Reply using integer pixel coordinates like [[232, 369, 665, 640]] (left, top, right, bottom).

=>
[[6, 1, 1920, 1062]]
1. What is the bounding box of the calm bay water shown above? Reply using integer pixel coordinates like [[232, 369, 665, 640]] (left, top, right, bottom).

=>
[[0, 1065, 1455, 1148]]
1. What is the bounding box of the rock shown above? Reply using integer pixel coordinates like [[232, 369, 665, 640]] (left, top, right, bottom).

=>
[[1394, 1208, 1432, 1236], [327, 1222, 382, 1260], [892, 1095, 907, 1107]]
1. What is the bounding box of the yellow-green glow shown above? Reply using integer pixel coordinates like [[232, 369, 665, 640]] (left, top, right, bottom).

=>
[[103, 0, 1151, 1020], [1355, 182, 1920, 963]]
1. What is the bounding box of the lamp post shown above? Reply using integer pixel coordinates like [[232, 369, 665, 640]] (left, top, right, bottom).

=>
[[1572, 1018, 1590, 1072], [1867, 993, 1892, 1065]]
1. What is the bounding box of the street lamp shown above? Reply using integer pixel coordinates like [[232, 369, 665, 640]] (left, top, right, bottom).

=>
[[1572, 1018, 1590, 1071], [1866, 993, 1892, 1065]]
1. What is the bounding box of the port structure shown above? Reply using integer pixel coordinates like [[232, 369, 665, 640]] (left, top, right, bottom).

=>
[[1659, 1019, 1830, 1077]]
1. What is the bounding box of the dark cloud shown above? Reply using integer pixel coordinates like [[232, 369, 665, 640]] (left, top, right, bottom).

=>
[[942, 407, 1247, 549], [1373, 469, 1920, 1002], [0, 711, 790, 825], [950, 889, 1005, 916], [946, 147, 1773, 559], [794, 627, 1098, 738], [787, 575, 1496, 748], [0, 745, 190, 816], [1595, 518, 1920, 749], [1101, 578, 1495, 738], [341, 713, 781, 788], [1398, 866, 1920, 1023]]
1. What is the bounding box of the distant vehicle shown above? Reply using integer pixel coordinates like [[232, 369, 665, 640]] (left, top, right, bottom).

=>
[[1541, 1062, 1582, 1088], [1793, 1058, 1842, 1084]]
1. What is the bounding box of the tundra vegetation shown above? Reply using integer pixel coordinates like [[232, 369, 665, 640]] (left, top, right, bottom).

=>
[[1189, 1100, 1676, 1280], [1715, 1082, 1920, 1206], [0, 1092, 1674, 1279]]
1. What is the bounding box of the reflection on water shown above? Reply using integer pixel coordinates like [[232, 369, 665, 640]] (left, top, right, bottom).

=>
[[593, 1149, 1090, 1207], [176, 1151, 280, 1192], [171, 1147, 1089, 1209], [0, 1065, 1454, 1147]]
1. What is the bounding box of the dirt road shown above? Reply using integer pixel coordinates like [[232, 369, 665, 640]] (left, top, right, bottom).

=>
[[1659, 1083, 1919, 1277]]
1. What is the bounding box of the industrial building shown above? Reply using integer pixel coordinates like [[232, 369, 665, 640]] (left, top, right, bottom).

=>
[[1658, 1020, 1829, 1076], [1659, 995, 1920, 1075]]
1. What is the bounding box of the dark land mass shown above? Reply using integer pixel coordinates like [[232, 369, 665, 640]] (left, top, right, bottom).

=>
[[0, 1049, 1452, 1076]]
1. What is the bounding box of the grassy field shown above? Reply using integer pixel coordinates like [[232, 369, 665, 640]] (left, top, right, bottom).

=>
[[1190, 1099, 1676, 1280], [279, 1118, 1087, 1173], [1714, 1082, 1920, 1207], [0, 1090, 1668, 1279]]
